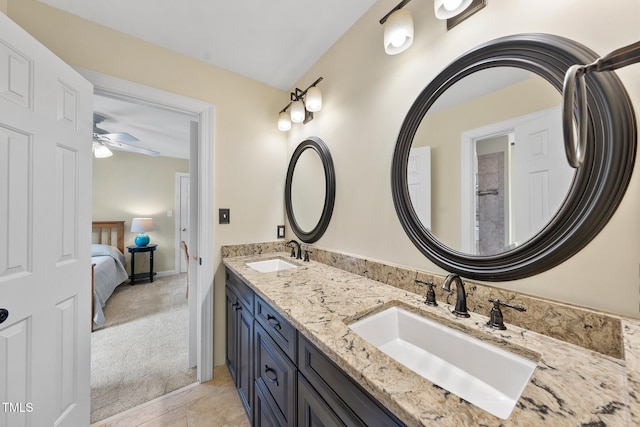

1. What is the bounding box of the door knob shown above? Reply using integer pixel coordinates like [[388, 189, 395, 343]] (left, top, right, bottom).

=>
[[0, 308, 8, 324], [182, 228, 186, 231]]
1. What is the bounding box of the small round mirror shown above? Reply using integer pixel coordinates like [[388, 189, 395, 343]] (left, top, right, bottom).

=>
[[285, 137, 335, 243]]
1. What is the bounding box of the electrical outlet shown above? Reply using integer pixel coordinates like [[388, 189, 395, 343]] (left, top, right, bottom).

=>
[[277, 225, 285, 239], [219, 208, 230, 224]]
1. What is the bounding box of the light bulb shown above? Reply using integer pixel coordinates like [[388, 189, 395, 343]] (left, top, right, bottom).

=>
[[93, 142, 113, 158], [444, 0, 463, 11], [290, 100, 305, 123], [305, 86, 322, 112], [278, 111, 291, 131], [434, 0, 473, 19], [383, 9, 413, 55]]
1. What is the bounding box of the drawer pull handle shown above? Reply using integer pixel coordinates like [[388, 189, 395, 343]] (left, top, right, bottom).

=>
[[264, 365, 279, 386], [266, 314, 281, 330]]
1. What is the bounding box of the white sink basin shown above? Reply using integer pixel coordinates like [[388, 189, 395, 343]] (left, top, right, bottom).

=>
[[348, 306, 537, 419], [246, 258, 298, 273]]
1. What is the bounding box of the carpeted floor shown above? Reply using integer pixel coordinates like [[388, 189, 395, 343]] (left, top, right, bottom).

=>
[[90, 274, 197, 423]]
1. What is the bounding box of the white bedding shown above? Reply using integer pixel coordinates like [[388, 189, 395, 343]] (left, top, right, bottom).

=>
[[92, 244, 129, 327]]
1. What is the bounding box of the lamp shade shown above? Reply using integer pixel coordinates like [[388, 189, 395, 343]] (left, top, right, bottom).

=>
[[278, 110, 292, 131], [434, 0, 473, 19], [290, 99, 306, 123], [383, 9, 414, 55], [93, 142, 113, 158], [305, 86, 322, 112], [131, 218, 153, 246]]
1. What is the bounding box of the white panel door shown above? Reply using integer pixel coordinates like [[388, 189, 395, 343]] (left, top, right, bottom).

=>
[[511, 106, 574, 245], [0, 14, 93, 427], [408, 146, 431, 229]]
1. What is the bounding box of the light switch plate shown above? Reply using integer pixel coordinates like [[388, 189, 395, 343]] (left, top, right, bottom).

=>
[[219, 208, 230, 224], [277, 225, 285, 238]]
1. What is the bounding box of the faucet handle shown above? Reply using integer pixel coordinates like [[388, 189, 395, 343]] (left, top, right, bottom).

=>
[[486, 298, 526, 330], [415, 279, 437, 306], [303, 249, 312, 262]]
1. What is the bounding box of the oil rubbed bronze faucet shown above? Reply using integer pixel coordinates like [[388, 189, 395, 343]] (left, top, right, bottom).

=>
[[441, 274, 470, 318], [286, 239, 302, 260]]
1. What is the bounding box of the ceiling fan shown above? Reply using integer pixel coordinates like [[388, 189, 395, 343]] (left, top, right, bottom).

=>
[[92, 113, 160, 158]]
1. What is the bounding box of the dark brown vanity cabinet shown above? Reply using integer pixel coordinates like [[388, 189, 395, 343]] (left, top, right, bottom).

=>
[[225, 270, 255, 422], [225, 267, 405, 427]]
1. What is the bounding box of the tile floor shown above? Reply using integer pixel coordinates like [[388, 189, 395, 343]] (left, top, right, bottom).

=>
[[91, 365, 250, 427]]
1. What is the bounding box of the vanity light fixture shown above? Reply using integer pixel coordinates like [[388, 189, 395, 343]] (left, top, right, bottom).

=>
[[277, 77, 323, 131], [380, 0, 414, 55]]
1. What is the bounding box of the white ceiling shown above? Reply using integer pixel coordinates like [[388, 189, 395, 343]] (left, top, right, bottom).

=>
[[39, 0, 378, 90], [41, 0, 378, 159]]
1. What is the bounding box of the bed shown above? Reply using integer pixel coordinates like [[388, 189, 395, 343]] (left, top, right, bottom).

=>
[[92, 221, 129, 329]]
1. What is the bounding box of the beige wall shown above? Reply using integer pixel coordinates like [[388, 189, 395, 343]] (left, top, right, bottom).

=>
[[7, 0, 288, 365], [286, 0, 640, 318], [93, 151, 189, 274]]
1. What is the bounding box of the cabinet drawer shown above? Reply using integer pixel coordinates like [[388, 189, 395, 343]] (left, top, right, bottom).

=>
[[255, 322, 296, 426], [298, 334, 405, 427], [226, 268, 254, 313], [255, 295, 297, 361]]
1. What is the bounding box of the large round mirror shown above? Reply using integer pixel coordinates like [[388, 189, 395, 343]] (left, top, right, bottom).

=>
[[392, 34, 636, 281], [285, 137, 335, 243]]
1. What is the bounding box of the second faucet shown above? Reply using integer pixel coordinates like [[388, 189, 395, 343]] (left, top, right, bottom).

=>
[[441, 274, 470, 318]]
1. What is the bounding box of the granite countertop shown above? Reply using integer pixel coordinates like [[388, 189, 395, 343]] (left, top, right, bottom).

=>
[[223, 252, 639, 426]]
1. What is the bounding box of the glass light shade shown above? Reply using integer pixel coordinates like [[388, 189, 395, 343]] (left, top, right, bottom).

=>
[[383, 9, 414, 55], [305, 86, 322, 112], [434, 0, 473, 19], [93, 142, 113, 158], [278, 111, 292, 131], [290, 99, 306, 123]]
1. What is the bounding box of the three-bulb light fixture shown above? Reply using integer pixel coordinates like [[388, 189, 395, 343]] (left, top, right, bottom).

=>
[[277, 77, 323, 131], [381, 0, 486, 55]]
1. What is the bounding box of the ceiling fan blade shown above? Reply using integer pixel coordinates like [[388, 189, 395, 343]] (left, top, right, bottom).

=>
[[101, 132, 140, 143], [103, 139, 160, 157]]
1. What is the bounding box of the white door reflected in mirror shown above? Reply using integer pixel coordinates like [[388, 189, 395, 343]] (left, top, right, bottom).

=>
[[409, 67, 574, 255]]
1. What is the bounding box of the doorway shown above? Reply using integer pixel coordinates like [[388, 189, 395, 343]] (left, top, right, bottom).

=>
[[79, 68, 215, 414]]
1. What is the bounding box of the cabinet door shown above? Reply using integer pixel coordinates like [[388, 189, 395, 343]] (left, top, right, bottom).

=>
[[298, 375, 346, 427], [225, 286, 238, 381], [236, 299, 253, 419]]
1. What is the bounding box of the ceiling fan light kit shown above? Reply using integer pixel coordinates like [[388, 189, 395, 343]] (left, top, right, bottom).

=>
[[92, 113, 160, 158]]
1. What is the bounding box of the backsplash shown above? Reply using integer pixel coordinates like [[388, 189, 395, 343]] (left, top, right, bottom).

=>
[[221, 241, 623, 359]]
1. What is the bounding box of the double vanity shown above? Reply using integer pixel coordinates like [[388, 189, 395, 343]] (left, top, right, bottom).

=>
[[228, 32, 640, 427], [223, 246, 639, 426]]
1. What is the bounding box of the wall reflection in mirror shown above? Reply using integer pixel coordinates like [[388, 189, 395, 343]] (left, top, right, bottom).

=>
[[291, 148, 326, 233], [409, 67, 575, 255]]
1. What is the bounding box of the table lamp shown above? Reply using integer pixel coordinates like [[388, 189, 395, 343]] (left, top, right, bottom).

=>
[[131, 217, 153, 246]]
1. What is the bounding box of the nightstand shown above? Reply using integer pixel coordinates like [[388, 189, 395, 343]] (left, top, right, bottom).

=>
[[127, 244, 158, 285]]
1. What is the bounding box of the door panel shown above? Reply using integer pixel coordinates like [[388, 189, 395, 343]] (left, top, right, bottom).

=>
[[0, 13, 92, 427]]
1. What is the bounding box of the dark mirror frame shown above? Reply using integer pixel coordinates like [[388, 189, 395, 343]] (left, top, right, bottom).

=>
[[285, 136, 336, 243], [391, 33, 636, 281]]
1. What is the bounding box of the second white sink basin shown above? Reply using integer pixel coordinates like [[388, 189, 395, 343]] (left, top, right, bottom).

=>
[[348, 306, 537, 419], [246, 258, 298, 273]]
